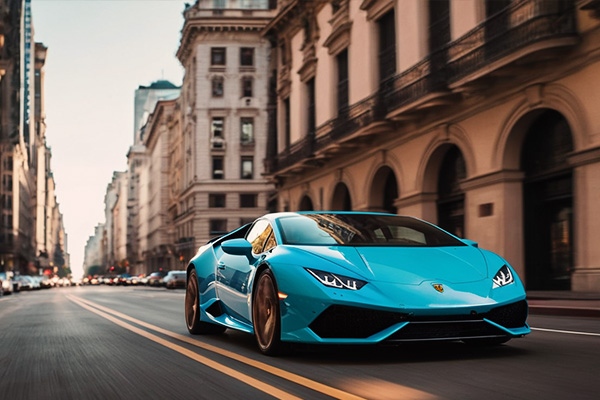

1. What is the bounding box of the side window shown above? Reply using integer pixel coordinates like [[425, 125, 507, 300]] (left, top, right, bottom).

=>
[[263, 231, 277, 252], [245, 219, 273, 254]]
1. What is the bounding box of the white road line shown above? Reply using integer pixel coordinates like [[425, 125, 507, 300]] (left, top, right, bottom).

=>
[[531, 327, 600, 337]]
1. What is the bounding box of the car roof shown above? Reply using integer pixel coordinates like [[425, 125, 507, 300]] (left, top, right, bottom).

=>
[[261, 211, 402, 222]]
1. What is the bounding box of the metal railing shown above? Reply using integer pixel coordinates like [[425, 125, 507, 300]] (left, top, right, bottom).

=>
[[269, 0, 578, 175]]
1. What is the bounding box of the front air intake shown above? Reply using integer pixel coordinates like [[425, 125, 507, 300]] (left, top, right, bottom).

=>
[[309, 305, 408, 339]]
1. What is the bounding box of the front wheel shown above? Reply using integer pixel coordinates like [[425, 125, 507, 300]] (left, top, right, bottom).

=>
[[185, 269, 225, 334], [252, 269, 287, 356]]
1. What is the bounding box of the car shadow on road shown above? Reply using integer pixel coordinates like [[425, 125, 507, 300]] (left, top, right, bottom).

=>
[[287, 341, 532, 365], [212, 330, 531, 364]]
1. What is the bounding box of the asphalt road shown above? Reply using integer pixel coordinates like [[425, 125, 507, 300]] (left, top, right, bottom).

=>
[[1, 286, 599, 400]]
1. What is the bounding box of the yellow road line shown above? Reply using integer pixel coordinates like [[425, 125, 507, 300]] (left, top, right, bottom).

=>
[[69, 294, 366, 400], [67, 295, 302, 400]]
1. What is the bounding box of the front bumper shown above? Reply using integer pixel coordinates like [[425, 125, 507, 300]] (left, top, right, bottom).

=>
[[276, 268, 530, 344]]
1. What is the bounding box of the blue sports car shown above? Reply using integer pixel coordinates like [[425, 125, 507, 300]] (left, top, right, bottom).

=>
[[185, 212, 530, 355]]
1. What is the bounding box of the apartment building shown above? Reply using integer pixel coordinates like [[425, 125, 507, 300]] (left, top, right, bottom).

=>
[[174, 0, 275, 254], [0, 0, 67, 275]]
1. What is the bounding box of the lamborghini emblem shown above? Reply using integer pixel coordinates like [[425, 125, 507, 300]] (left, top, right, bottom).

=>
[[432, 284, 444, 293]]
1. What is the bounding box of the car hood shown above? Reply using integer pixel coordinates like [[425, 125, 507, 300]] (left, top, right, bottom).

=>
[[292, 245, 488, 285]]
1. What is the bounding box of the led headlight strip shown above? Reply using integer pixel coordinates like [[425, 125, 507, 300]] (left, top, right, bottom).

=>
[[305, 268, 367, 290], [492, 265, 514, 288]]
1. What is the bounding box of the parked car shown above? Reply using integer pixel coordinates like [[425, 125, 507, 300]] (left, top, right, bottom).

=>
[[147, 271, 168, 287], [38, 276, 53, 289], [0, 272, 14, 295], [128, 275, 144, 285], [14, 275, 35, 291], [116, 274, 131, 285], [164, 271, 186, 289], [57, 278, 71, 287], [26, 276, 41, 290], [185, 212, 530, 355]]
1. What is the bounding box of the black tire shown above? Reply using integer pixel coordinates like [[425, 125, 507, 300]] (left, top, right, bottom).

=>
[[463, 337, 511, 346], [185, 269, 226, 334], [252, 269, 287, 356]]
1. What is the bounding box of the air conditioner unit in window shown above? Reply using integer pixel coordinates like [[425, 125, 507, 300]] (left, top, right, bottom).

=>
[[211, 137, 226, 149]]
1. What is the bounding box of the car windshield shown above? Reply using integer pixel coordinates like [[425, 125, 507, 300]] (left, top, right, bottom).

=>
[[277, 214, 466, 247]]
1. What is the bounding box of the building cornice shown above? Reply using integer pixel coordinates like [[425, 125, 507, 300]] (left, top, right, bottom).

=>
[[144, 99, 177, 150], [568, 145, 600, 168], [177, 16, 272, 64], [460, 170, 525, 192]]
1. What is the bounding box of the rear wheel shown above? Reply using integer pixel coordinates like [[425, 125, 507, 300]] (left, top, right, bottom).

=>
[[185, 269, 225, 334], [252, 269, 287, 356]]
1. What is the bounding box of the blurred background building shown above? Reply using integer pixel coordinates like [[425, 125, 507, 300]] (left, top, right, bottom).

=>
[[0, 0, 69, 277], [172, 0, 275, 267]]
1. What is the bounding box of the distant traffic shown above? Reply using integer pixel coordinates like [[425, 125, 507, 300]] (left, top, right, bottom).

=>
[[82, 270, 186, 289], [0, 269, 187, 296]]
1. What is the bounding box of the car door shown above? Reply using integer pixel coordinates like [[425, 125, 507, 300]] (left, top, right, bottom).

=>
[[216, 219, 275, 323]]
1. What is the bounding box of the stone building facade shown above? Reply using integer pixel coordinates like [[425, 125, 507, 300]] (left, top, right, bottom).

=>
[[264, 0, 600, 292], [173, 0, 275, 259], [0, 0, 67, 276], [141, 99, 179, 273], [127, 81, 180, 275]]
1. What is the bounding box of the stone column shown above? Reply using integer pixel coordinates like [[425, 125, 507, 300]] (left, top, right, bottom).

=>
[[569, 147, 600, 292], [395, 193, 438, 223], [460, 171, 525, 280]]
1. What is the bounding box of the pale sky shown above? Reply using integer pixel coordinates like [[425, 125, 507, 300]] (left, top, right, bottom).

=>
[[32, 0, 187, 277]]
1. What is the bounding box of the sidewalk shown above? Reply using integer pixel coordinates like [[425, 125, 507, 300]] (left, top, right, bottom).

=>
[[527, 291, 600, 318]]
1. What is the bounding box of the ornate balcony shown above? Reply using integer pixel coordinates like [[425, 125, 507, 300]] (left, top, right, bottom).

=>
[[447, 0, 578, 88], [384, 50, 449, 120], [273, 135, 315, 174], [267, 0, 579, 177]]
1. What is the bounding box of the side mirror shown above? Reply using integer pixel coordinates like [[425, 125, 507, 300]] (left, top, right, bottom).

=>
[[221, 239, 255, 260], [463, 239, 479, 248]]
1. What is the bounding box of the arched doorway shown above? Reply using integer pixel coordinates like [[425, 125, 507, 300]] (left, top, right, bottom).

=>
[[437, 145, 466, 238], [331, 182, 352, 211], [521, 110, 574, 290], [298, 195, 314, 211], [369, 166, 398, 214]]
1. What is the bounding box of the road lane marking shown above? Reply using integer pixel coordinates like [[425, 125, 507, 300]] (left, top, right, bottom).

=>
[[69, 295, 368, 400], [531, 327, 600, 337], [67, 295, 302, 400]]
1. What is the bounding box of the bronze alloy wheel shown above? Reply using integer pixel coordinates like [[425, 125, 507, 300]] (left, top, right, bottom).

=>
[[185, 270, 200, 332], [252, 269, 285, 355], [185, 269, 225, 334]]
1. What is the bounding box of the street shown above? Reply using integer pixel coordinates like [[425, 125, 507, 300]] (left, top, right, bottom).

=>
[[1, 286, 599, 400]]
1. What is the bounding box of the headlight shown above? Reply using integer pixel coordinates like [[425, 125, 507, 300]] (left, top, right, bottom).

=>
[[305, 268, 367, 290], [492, 265, 514, 288]]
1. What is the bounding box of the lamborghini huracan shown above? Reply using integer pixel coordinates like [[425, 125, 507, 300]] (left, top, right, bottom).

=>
[[185, 212, 530, 355]]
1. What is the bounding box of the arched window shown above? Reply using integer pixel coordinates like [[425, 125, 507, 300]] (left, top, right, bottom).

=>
[[369, 166, 398, 214], [521, 110, 574, 290], [331, 182, 352, 211], [437, 146, 466, 238], [298, 195, 314, 211]]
